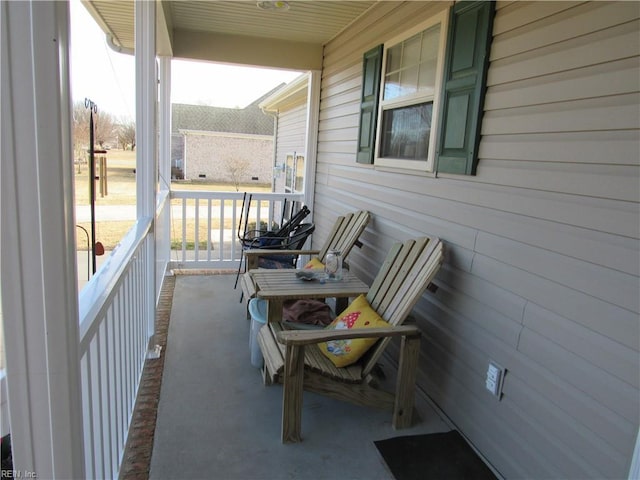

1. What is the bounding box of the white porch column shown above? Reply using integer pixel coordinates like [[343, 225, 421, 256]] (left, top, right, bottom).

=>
[[135, 0, 157, 338], [303, 70, 321, 211], [159, 57, 172, 193], [156, 56, 172, 300], [0, 1, 84, 477]]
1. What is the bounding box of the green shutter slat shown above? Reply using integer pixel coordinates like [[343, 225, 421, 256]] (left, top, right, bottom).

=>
[[436, 1, 495, 175], [356, 44, 383, 164]]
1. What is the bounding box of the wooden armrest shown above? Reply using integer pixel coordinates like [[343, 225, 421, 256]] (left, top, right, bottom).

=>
[[276, 325, 420, 346], [244, 249, 321, 257]]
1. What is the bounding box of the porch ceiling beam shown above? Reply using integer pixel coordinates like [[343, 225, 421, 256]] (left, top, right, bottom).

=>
[[172, 29, 323, 71]]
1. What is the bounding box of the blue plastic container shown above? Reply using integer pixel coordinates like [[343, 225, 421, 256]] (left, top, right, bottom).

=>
[[248, 298, 267, 368]]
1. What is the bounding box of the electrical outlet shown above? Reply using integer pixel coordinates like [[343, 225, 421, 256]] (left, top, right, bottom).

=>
[[486, 361, 504, 398]]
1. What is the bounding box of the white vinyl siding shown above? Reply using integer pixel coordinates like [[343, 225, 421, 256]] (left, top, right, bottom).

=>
[[273, 104, 306, 193], [315, 1, 639, 479]]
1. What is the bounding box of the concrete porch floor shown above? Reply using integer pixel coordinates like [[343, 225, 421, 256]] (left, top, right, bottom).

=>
[[147, 273, 449, 480]]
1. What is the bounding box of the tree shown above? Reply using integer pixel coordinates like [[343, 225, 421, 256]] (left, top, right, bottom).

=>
[[72, 101, 117, 166], [93, 111, 115, 148], [72, 101, 91, 166], [224, 157, 250, 191], [118, 122, 136, 150]]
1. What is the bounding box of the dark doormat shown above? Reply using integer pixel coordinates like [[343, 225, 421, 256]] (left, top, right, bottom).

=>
[[374, 430, 497, 480]]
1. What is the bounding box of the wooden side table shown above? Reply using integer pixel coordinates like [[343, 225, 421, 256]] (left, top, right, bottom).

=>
[[250, 269, 369, 323]]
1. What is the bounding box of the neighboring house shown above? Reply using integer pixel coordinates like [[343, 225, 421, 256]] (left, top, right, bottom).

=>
[[259, 73, 309, 193], [171, 93, 279, 184], [178, 128, 273, 184]]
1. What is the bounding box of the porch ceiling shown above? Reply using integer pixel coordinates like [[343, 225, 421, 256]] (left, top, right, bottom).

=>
[[82, 0, 376, 70]]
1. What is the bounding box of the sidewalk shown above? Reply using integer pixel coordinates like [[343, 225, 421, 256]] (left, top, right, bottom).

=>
[[76, 205, 136, 222]]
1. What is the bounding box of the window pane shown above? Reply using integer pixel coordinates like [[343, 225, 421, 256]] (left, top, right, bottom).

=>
[[295, 155, 305, 192], [384, 71, 401, 99], [285, 155, 294, 189], [417, 59, 437, 96], [386, 44, 402, 74], [417, 24, 440, 92], [380, 102, 433, 161], [421, 24, 441, 60], [399, 65, 419, 97], [402, 33, 422, 68]]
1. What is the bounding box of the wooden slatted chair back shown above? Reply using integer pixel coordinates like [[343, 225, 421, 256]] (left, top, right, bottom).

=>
[[360, 236, 444, 377], [317, 210, 371, 262]]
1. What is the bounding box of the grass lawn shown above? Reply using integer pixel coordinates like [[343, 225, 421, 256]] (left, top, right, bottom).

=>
[[75, 149, 271, 250]]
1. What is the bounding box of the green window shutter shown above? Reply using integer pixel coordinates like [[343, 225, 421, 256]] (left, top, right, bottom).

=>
[[436, 1, 495, 175], [356, 44, 383, 164]]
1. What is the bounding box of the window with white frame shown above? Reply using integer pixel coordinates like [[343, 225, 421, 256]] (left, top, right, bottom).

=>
[[375, 11, 448, 172], [284, 152, 305, 193], [356, 2, 496, 175]]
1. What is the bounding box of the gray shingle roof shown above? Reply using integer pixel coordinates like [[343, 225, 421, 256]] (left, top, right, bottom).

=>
[[171, 84, 284, 136]]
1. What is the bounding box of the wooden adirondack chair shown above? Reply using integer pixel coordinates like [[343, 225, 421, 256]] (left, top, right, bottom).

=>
[[257, 236, 444, 443], [240, 210, 371, 303]]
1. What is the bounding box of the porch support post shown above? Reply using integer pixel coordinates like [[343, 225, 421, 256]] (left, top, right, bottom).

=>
[[0, 1, 85, 477], [159, 57, 172, 193], [156, 56, 172, 298], [303, 70, 321, 212], [135, 0, 157, 339]]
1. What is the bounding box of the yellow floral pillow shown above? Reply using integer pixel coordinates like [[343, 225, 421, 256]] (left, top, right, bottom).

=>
[[304, 257, 324, 270], [319, 294, 389, 367]]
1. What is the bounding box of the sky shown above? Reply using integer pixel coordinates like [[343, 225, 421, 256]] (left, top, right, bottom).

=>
[[69, 0, 302, 121]]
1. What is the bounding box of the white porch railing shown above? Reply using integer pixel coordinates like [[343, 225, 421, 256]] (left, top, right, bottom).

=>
[[169, 190, 305, 269], [78, 217, 154, 479], [70, 189, 306, 478]]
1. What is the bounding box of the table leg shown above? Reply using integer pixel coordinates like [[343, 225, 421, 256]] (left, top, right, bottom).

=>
[[267, 298, 284, 323], [335, 297, 349, 315]]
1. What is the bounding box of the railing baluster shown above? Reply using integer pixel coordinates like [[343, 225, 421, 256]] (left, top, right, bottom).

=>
[[135, 255, 143, 375], [181, 198, 187, 262], [207, 198, 213, 262], [194, 198, 200, 261], [256, 198, 262, 230], [118, 278, 127, 433], [81, 354, 94, 477], [106, 309, 115, 475], [97, 322, 111, 478], [231, 197, 238, 260], [268, 199, 274, 231], [125, 273, 134, 422], [113, 292, 123, 461], [90, 336, 104, 478], [219, 198, 225, 262]]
